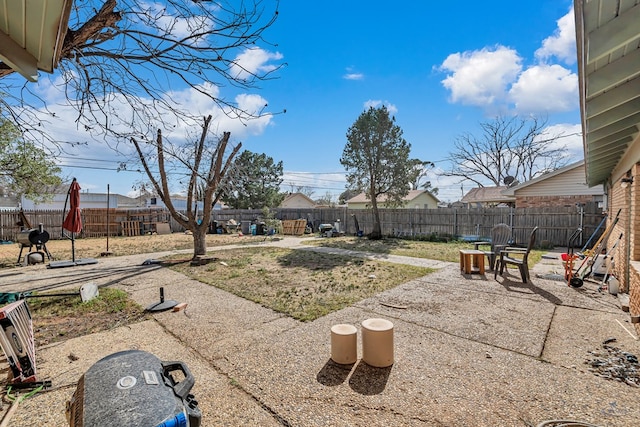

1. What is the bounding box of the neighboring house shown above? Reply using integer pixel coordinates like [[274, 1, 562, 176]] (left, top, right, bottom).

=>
[[21, 193, 139, 210], [460, 186, 515, 208], [575, 1, 640, 316], [146, 196, 216, 211], [279, 192, 317, 209], [0, 195, 20, 209], [501, 161, 605, 208], [347, 190, 439, 209]]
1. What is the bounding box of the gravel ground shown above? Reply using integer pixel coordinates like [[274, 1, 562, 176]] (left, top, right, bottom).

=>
[[1, 238, 638, 427]]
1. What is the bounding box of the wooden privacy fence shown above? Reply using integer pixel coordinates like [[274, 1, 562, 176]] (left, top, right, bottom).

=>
[[0, 208, 173, 241], [211, 203, 603, 248], [0, 203, 603, 248]]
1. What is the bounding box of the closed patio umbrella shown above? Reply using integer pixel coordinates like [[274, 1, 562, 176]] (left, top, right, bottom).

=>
[[62, 178, 82, 262]]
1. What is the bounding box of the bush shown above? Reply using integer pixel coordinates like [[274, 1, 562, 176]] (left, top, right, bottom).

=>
[[391, 232, 454, 243]]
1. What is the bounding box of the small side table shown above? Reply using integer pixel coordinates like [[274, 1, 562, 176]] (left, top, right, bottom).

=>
[[459, 249, 486, 274]]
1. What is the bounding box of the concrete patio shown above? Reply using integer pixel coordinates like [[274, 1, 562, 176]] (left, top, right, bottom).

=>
[[0, 237, 637, 426]]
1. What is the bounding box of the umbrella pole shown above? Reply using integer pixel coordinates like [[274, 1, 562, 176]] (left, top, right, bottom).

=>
[[106, 184, 110, 252], [71, 232, 76, 263]]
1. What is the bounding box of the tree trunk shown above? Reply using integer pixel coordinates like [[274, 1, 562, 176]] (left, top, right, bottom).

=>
[[192, 227, 208, 258], [370, 204, 383, 240]]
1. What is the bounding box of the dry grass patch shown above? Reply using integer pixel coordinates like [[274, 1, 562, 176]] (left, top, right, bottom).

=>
[[0, 233, 268, 268], [166, 247, 433, 321], [27, 288, 150, 347], [303, 236, 477, 262], [303, 236, 544, 265]]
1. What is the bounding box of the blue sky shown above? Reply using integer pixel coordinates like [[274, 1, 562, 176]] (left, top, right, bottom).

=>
[[23, 0, 582, 203]]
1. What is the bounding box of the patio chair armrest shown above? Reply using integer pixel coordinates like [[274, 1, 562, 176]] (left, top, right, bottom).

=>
[[473, 241, 491, 250], [500, 247, 527, 255]]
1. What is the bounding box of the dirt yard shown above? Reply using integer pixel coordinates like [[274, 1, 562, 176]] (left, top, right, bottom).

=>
[[0, 232, 271, 268], [166, 247, 432, 321], [3, 232, 276, 346]]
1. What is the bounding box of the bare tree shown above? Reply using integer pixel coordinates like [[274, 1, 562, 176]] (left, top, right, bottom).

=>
[[289, 185, 314, 198], [0, 0, 282, 150], [132, 115, 241, 258], [410, 160, 438, 194], [443, 116, 568, 187], [315, 191, 334, 206]]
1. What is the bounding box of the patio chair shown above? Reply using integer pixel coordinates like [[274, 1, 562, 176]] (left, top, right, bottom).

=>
[[474, 223, 512, 271], [495, 226, 538, 283]]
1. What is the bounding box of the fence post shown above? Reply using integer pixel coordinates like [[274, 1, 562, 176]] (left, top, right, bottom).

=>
[[453, 209, 458, 237]]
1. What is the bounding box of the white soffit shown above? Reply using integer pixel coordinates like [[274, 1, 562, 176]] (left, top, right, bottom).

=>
[[0, 0, 72, 81], [575, 0, 640, 186]]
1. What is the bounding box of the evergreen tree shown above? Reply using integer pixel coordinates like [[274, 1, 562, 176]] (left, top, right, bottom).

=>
[[341, 106, 420, 239], [221, 150, 284, 209]]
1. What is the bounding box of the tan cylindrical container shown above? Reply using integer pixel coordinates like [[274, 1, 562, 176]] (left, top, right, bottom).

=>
[[361, 318, 394, 367], [330, 324, 357, 364]]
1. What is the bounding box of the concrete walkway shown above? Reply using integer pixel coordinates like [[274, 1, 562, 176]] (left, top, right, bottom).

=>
[[2, 237, 638, 426]]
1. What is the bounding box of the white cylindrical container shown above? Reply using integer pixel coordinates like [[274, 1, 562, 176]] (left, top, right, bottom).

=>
[[361, 318, 394, 368], [608, 276, 619, 295], [330, 324, 357, 364]]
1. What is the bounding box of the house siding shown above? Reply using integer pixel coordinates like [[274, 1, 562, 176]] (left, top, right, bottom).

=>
[[347, 190, 438, 210], [280, 194, 316, 209], [21, 193, 126, 209], [511, 165, 604, 208], [516, 166, 602, 197]]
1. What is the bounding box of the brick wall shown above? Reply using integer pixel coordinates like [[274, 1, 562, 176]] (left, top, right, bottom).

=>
[[516, 195, 596, 208], [609, 163, 639, 334]]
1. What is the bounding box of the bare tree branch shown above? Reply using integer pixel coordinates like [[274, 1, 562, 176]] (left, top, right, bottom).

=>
[[132, 115, 241, 257], [1, 0, 283, 152], [443, 115, 569, 187]]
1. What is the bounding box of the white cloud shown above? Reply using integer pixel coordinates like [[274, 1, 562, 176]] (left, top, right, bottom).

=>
[[438, 43, 577, 115], [509, 64, 578, 114], [35, 72, 72, 104], [230, 47, 283, 81], [364, 100, 398, 115], [439, 46, 522, 107], [344, 73, 364, 80], [538, 123, 583, 158], [165, 82, 221, 115], [159, 86, 273, 141], [142, 1, 215, 43], [24, 76, 275, 181], [535, 7, 576, 65], [438, 8, 579, 115], [343, 67, 364, 80], [424, 166, 467, 203]]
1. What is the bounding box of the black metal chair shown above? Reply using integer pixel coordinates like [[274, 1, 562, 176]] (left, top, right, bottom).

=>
[[474, 223, 512, 271], [495, 227, 538, 283]]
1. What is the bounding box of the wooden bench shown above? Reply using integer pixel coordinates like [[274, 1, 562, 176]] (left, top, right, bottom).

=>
[[459, 249, 486, 275]]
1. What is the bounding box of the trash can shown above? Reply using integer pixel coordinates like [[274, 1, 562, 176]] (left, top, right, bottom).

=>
[[241, 221, 251, 235]]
